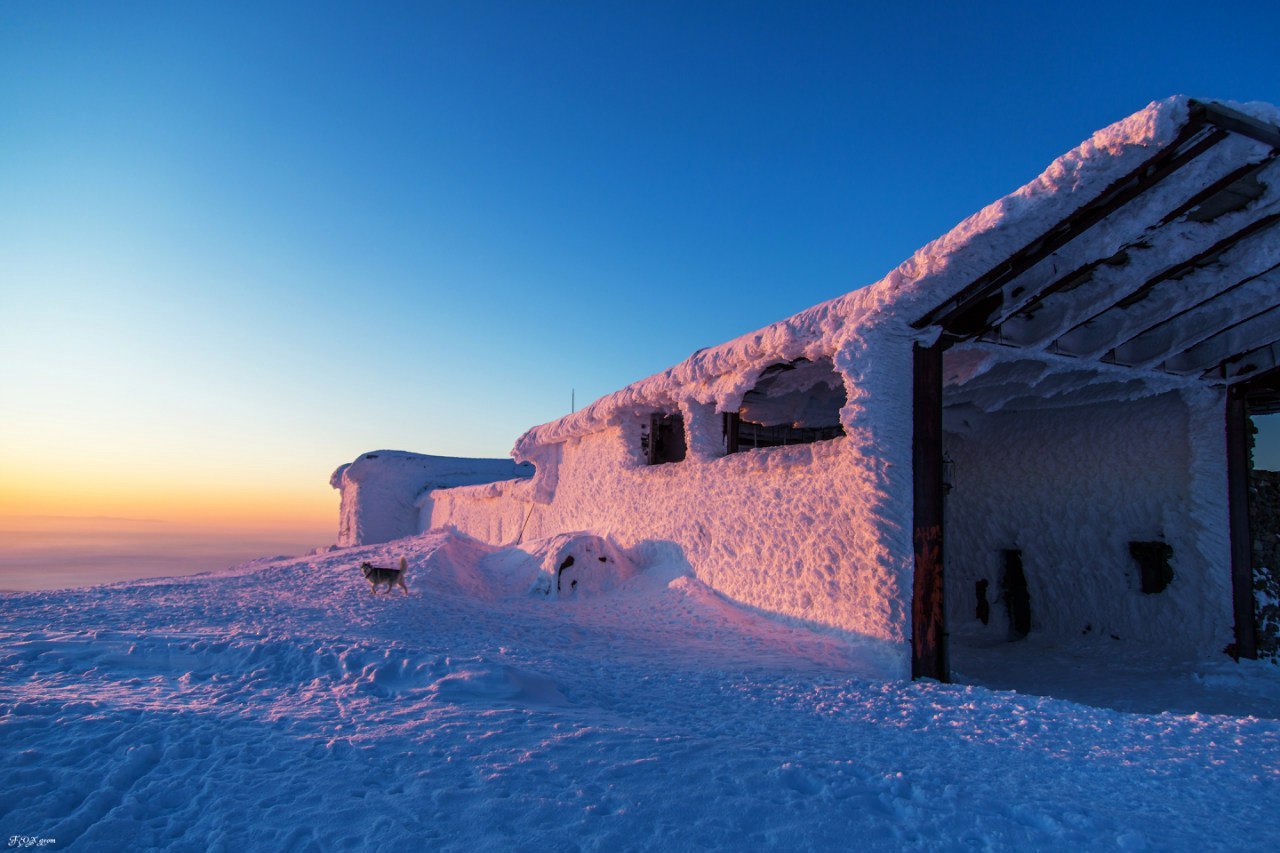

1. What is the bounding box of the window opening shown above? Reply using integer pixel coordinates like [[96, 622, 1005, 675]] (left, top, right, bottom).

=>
[[641, 412, 686, 465], [724, 358, 847, 454]]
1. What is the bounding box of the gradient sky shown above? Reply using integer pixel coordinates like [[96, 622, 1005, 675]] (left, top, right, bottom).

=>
[[3, 1, 1280, 535]]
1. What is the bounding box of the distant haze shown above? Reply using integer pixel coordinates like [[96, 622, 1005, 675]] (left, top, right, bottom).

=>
[[0, 515, 331, 592]]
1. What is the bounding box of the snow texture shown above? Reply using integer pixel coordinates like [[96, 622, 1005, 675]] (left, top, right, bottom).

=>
[[424, 97, 1280, 668], [944, 391, 1231, 654], [435, 390, 915, 674], [330, 451, 532, 547], [3, 535, 1279, 851]]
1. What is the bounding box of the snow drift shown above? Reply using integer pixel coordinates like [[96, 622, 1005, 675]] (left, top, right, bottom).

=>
[[3, 532, 1279, 851]]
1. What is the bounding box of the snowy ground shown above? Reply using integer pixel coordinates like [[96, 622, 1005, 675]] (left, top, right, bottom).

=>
[[3, 531, 1280, 852]]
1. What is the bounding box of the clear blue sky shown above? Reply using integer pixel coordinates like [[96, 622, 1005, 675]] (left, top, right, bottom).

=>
[[2, 1, 1279, 528]]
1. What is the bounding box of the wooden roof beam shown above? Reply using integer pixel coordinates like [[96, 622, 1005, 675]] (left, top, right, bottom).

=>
[[1193, 100, 1280, 150], [1201, 338, 1280, 384], [1110, 262, 1280, 368], [941, 129, 1268, 344], [1165, 305, 1280, 374], [1157, 152, 1278, 226], [1041, 211, 1280, 358], [1232, 364, 1280, 414], [913, 119, 1228, 336], [916, 102, 1280, 342]]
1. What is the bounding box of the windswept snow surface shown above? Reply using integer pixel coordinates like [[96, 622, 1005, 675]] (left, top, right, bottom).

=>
[[3, 531, 1280, 852]]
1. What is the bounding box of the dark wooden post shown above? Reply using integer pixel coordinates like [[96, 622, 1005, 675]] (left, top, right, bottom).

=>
[[723, 412, 740, 455], [1226, 390, 1257, 659], [912, 341, 949, 681]]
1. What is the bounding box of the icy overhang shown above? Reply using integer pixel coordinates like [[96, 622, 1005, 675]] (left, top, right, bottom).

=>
[[512, 96, 1280, 460], [941, 342, 1198, 418], [913, 99, 1280, 414]]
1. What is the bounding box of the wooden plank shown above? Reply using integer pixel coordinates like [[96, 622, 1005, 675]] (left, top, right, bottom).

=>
[[1197, 100, 1280, 150], [912, 341, 949, 681], [1234, 365, 1280, 414], [1226, 391, 1258, 659], [1047, 212, 1280, 355], [1202, 338, 1280, 383], [911, 120, 1225, 335], [1110, 260, 1280, 367], [1158, 153, 1278, 226], [1165, 304, 1280, 374], [914, 101, 1280, 341], [722, 412, 740, 455]]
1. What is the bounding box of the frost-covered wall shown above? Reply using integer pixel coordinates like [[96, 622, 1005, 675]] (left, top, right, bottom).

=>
[[943, 391, 1233, 655], [356, 97, 1276, 673], [330, 451, 533, 547], [431, 331, 919, 674], [434, 437, 910, 669]]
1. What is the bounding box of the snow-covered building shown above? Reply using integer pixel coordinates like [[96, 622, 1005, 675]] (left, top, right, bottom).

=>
[[330, 451, 533, 547], [381, 97, 1280, 680]]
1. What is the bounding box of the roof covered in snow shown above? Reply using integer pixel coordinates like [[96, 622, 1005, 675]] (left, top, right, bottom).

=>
[[514, 96, 1280, 459]]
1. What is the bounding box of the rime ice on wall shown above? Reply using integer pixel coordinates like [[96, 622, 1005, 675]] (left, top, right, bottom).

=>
[[330, 451, 533, 547], [432, 432, 915, 675], [363, 97, 1277, 668], [943, 392, 1232, 654], [431, 327, 919, 672]]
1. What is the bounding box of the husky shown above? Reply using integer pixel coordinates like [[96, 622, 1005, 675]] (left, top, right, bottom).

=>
[[360, 556, 409, 594]]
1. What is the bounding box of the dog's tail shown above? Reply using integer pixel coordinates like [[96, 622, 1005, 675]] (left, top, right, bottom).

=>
[[399, 556, 408, 574]]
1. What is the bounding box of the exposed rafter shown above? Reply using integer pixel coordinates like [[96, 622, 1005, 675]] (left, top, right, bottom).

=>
[[1112, 262, 1280, 368], [1229, 364, 1280, 414], [1004, 195, 1280, 352], [1046, 210, 1280, 358], [914, 101, 1280, 399], [1165, 304, 1280, 374], [1203, 338, 1280, 384], [913, 120, 1228, 337], [1159, 152, 1276, 226]]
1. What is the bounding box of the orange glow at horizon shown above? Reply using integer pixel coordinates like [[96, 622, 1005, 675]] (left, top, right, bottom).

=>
[[0, 465, 337, 533]]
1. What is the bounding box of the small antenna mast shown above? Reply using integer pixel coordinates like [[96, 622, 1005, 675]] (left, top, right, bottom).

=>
[[571, 388, 576, 413]]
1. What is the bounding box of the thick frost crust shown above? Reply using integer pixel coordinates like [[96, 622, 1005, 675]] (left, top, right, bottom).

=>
[[374, 97, 1272, 662], [330, 451, 533, 547], [425, 96, 1280, 658]]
